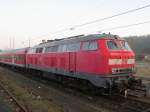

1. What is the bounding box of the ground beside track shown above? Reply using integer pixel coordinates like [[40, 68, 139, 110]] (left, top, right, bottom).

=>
[[0, 97, 13, 112], [136, 61, 150, 78], [0, 67, 63, 112], [0, 67, 113, 112]]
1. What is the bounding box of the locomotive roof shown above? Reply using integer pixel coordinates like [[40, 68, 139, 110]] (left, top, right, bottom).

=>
[[32, 33, 121, 48]]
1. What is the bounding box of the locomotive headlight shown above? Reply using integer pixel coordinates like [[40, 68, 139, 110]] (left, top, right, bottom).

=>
[[108, 59, 122, 65], [127, 59, 135, 64]]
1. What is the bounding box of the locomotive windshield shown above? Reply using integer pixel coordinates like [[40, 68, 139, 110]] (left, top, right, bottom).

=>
[[107, 40, 132, 51], [119, 41, 132, 51], [107, 40, 120, 50]]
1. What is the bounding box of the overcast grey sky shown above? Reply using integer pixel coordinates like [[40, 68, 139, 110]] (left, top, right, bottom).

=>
[[0, 0, 150, 49]]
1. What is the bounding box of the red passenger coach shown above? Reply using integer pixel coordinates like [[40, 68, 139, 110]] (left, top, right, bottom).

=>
[[0, 48, 28, 67], [26, 34, 136, 90]]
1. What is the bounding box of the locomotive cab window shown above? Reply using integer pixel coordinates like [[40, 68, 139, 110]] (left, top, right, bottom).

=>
[[107, 40, 119, 50], [120, 41, 132, 51], [82, 41, 98, 51]]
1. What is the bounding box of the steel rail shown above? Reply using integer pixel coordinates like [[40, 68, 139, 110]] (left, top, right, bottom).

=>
[[0, 81, 29, 112]]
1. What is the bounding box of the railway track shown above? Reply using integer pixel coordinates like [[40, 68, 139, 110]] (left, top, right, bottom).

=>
[[24, 88, 150, 112], [20, 73, 150, 112], [0, 81, 29, 112], [15, 69, 150, 112], [118, 100, 150, 112]]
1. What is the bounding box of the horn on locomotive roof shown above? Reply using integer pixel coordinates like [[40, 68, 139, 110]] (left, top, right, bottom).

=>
[[42, 40, 46, 43], [47, 40, 54, 42]]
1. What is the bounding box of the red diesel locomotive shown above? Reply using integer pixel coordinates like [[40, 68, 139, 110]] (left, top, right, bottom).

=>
[[0, 34, 136, 94]]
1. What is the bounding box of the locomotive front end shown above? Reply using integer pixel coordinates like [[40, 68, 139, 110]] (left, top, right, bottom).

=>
[[103, 35, 138, 94], [107, 39, 135, 76]]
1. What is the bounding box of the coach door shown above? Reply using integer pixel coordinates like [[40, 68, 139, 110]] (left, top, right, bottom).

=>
[[69, 52, 76, 73]]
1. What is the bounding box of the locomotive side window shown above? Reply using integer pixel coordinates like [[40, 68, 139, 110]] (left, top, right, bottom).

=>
[[107, 41, 119, 50], [39, 48, 43, 53], [82, 42, 89, 50], [51, 46, 58, 52], [58, 45, 67, 52], [89, 41, 98, 50], [82, 41, 98, 51], [36, 48, 43, 53], [67, 43, 80, 52], [45, 46, 58, 53], [45, 47, 50, 52]]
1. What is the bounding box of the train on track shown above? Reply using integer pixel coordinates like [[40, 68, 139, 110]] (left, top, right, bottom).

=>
[[0, 33, 147, 96]]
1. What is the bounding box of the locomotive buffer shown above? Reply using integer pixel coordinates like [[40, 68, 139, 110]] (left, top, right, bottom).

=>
[[125, 78, 150, 98]]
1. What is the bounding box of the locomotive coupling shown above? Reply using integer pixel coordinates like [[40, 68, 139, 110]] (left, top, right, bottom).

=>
[[124, 78, 150, 98]]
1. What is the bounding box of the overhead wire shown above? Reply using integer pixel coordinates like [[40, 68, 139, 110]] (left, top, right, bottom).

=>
[[98, 20, 150, 32], [22, 3, 150, 43], [70, 4, 150, 29]]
